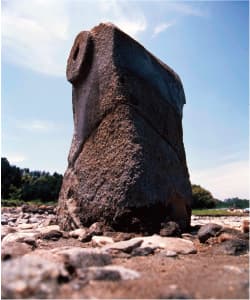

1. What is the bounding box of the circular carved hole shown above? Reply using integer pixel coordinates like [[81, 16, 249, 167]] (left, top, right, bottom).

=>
[[2, 254, 11, 261], [73, 45, 80, 61]]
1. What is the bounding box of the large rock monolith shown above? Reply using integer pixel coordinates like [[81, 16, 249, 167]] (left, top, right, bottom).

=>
[[56, 23, 192, 233]]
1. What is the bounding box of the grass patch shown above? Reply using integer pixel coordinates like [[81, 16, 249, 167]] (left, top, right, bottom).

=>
[[192, 208, 247, 216], [1, 199, 57, 207], [1, 199, 24, 207]]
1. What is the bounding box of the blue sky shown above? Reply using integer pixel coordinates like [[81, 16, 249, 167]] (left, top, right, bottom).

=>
[[2, 0, 249, 200]]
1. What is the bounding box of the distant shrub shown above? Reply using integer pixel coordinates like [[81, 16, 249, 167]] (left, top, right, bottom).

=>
[[1, 199, 24, 207], [1, 157, 63, 204], [224, 197, 249, 209], [191, 184, 217, 209]]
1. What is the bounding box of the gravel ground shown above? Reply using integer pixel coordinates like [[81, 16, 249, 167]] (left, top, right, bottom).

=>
[[1, 206, 249, 299]]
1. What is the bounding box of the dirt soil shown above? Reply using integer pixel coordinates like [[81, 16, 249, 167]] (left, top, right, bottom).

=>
[[2, 207, 249, 299], [36, 236, 249, 299]]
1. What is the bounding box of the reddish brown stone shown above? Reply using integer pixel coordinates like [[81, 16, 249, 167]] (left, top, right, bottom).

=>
[[56, 23, 192, 232]]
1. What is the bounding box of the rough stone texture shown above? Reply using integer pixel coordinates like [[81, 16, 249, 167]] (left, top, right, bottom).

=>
[[18, 223, 35, 230], [103, 234, 196, 255], [1, 255, 66, 299], [92, 235, 114, 246], [1, 207, 249, 299], [1, 226, 17, 240], [38, 225, 61, 234], [131, 247, 154, 257], [2, 231, 40, 247], [160, 221, 182, 237], [112, 232, 135, 242], [41, 229, 63, 241], [242, 219, 249, 233], [158, 250, 178, 257], [2, 241, 34, 261], [50, 247, 112, 268], [198, 223, 222, 243], [213, 239, 249, 256], [217, 227, 249, 241], [1, 217, 8, 225], [56, 22, 192, 232], [137, 235, 197, 254], [69, 228, 87, 239], [103, 238, 143, 253], [83, 265, 140, 281]]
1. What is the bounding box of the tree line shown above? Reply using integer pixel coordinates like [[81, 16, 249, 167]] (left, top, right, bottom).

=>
[[1, 157, 63, 203], [191, 184, 249, 209], [1, 157, 249, 209]]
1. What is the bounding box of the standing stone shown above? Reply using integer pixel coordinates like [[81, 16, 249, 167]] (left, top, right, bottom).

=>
[[56, 23, 192, 232]]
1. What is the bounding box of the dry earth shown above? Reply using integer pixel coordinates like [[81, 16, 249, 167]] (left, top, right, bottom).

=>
[[1, 206, 249, 299]]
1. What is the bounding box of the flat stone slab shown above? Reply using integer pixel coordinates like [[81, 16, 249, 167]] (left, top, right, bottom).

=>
[[69, 228, 87, 239], [1, 226, 17, 240], [136, 235, 197, 254], [50, 246, 112, 268], [102, 238, 143, 253], [2, 231, 40, 247], [37, 225, 61, 235], [102, 235, 196, 255], [92, 235, 114, 246], [84, 265, 140, 281]]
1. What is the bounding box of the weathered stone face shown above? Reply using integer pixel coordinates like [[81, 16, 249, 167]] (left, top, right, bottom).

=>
[[56, 23, 192, 233]]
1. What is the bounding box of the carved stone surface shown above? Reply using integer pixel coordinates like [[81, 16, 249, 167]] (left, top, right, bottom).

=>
[[56, 23, 192, 232]]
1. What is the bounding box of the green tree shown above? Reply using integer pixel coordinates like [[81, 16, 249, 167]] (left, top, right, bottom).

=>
[[1, 157, 63, 203], [1, 157, 22, 198], [224, 197, 249, 209], [191, 184, 217, 209], [21, 172, 63, 202]]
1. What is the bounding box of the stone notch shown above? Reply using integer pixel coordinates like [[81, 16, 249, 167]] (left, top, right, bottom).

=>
[[56, 23, 192, 233]]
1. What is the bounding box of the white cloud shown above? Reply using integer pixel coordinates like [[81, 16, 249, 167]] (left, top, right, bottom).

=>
[[2, 1, 207, 76], [17, 120, 57, 132], [97, 0, 147, 38], [167, 2, 206, 17], [218, 151, 245, 164], [7, 154, 27, 164], [2, 0, 69, 76], [115, 19, 146, 38], [2, 0, 147, 76], [152, 22, 174, 37], [190, 160, 249, 200]]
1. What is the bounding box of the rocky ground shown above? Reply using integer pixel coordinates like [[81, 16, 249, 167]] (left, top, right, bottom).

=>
[[1, 205, 249, 299]]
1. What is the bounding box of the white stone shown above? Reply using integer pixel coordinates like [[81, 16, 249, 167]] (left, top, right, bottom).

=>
[[223, 265, 243, 274], [160, 250, 178, 257], [114, 235, 197, 255], [86, 265, 140, 280], [29, 218, 40, 224], [102, 238, 143, 253], [68, 228, 87, 239], [51, 246, 112, 268], [92, 235, 114, 246], [37, 225, 60, 235], [1, 226, 17, 240], [2, 232, 40, 247], [18, 224, 35, 230], [141, 235, 196, 254], [2, 255, 65, 299]]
